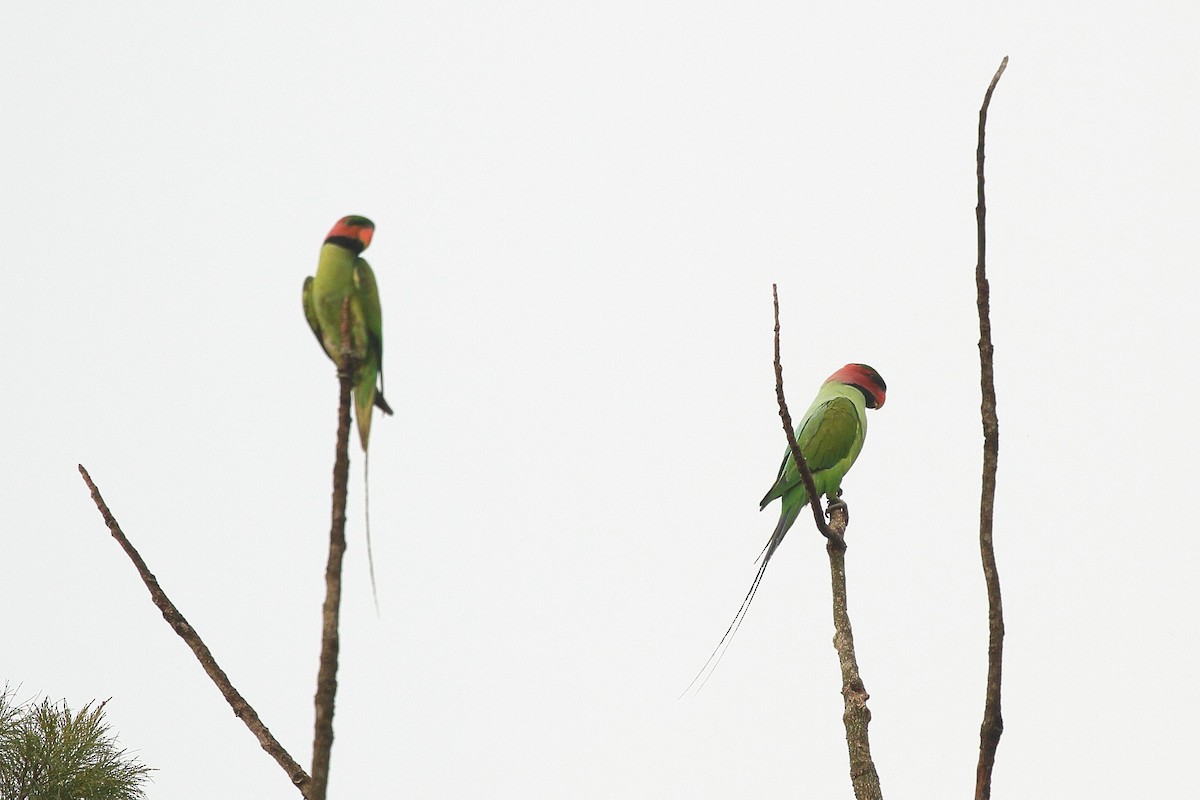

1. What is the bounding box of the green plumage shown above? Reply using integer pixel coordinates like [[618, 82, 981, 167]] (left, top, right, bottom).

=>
[[758, 382, 868, 564], [302, 216, 392, 451]]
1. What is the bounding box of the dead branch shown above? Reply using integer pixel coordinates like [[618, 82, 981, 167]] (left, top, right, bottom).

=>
[[77, 465, 311, 795], [309, 296, 354, 800], [825, 504, 882, 800], [771, 285, 881, 798], [771, 284, 844, 549], [973, 55, 1008, 800]]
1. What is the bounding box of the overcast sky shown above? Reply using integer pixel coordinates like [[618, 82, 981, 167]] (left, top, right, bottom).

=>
[[4, 2, 1198, 798]]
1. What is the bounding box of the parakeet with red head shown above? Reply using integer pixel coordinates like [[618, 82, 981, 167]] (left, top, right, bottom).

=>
[[688, 363, 886, 690], [757, 362, 886, 565], [303, 215, 394, 611], [302, 215, 393, 451]]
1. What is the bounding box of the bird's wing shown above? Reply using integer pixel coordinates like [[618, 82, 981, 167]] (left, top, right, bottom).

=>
[[760, 396, 862, 506], [353, 258, 383, 354], [302, 276, 326, 351], [799, 396, 862, 472]]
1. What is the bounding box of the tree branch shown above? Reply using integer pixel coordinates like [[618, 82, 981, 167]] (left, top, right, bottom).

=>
[[771, 284, 844, 549], [771, 285, 880, 796], [77, 465, 311, 795], [309, 296, 354, 800], [825, 504, 882, 800], [973, 55, 1008, 800]]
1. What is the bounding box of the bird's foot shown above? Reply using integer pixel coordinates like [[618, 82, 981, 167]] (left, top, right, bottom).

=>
[[825, 495, 849, 522]]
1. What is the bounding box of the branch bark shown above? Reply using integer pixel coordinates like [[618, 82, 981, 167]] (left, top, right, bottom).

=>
[[825, 504, 882, 800], [771, 284, 844, 549], [77, 465, 311, 795], [771, 285, 880, 798], [309, 296, 354, 800], [973, 55, 1008, 800]]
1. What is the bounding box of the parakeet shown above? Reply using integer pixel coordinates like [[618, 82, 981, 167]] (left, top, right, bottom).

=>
[[303, 215, 393, 612], [757, 362, 886, 567], [688, 363, 886, 691], [302, 215, 393, 451]]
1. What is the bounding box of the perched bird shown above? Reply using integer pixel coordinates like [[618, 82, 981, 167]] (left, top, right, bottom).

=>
[[303, 215, 393, 611], [302, 215, 393, 451], [757, 362, 886, 565], [687, 363, 887, 691]]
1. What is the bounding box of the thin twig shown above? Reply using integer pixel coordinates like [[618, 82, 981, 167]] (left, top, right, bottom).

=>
[[309, 297, 354, 800], [825, 504, 882, 800], [77, 465, 311, 795], [973, 55, 1008, 800], [771, 284, 844, 549]]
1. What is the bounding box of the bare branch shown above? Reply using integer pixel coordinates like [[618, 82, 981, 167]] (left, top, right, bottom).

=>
[[825, 503, 882, 800], [77, 465, 311, 795], [771, 284, 845, 549], [973, 55, 1008, 800], [771, 285, 880, 796], [309, 296, 354, 800]]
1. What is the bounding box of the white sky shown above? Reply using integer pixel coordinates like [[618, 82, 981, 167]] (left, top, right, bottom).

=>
[[4, 2, 1198, 798]]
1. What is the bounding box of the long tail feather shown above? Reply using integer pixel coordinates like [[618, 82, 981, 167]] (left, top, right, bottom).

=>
[[681, 503, 800, 697], [355, 395, 372, 453], [364, 449, 380, 615]]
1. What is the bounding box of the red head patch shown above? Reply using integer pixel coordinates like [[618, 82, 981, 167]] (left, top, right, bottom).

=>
[[325, 215, 375, 253], [826, 363, 887, 409]]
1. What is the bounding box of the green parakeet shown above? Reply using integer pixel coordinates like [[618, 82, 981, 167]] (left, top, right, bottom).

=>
[[303, 215, 393, 612], [302, 215, 393, 451], [756, 362, 886, 567], [690, 363, 886, 689]]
